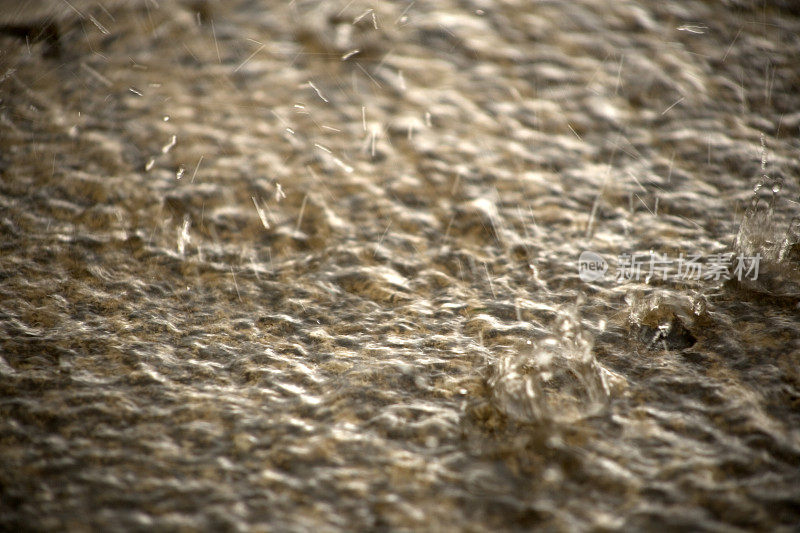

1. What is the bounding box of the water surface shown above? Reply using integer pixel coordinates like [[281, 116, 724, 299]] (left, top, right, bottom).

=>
[[1, 0, 800, 530]]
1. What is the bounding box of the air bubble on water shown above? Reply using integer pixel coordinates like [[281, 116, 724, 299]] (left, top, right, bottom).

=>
[[163, 115, 170, 122]]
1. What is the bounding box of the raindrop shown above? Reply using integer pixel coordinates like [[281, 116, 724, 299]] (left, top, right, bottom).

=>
[[162, 135, 177, 154], [769, 177, 783, 212], [677, 24, 708, 34], [753, 175, 767, 193], [275, 183, 286, 202], [177, 215, 191, 256], [341, 49, 360, 61]]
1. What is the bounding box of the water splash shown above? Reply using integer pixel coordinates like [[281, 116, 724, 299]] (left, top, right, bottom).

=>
[[778, 216, 800, 263], [177, 214, 191, 256], [735, 135, 785, 262], [626, 291, 703, 351], [733, 135, 800, 297], [488, 306, 621, 424]]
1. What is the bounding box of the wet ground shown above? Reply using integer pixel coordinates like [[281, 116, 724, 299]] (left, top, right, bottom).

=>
[[1, 0, 800, 530]]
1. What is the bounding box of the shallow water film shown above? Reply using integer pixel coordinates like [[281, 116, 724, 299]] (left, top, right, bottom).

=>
[[2, 0, 800, 530]]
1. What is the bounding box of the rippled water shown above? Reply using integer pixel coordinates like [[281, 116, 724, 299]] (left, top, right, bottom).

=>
[[2, 0, 800, 530]]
